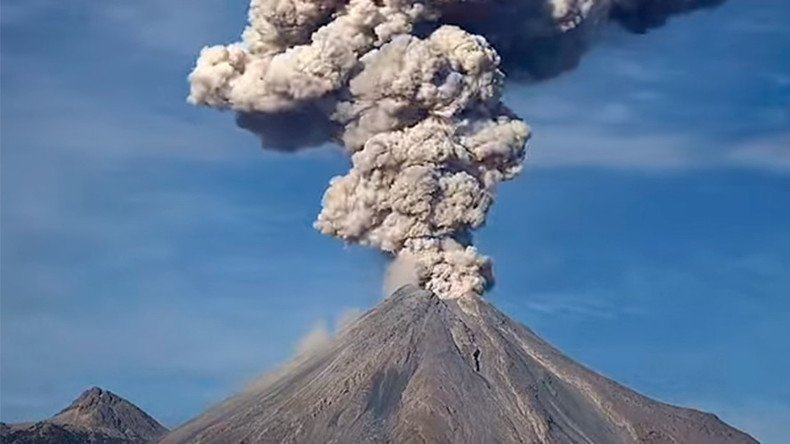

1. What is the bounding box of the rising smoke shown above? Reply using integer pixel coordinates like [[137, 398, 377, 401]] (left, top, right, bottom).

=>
[[188, 0, 725, 299]]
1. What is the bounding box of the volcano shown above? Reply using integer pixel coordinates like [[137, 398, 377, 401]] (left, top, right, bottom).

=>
[[0, 387, 167, 443], [163, 285, 756, 443]]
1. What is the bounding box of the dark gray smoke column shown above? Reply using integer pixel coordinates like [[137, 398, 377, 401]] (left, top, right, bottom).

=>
[[187, 0, 726, 299], [439, 0, 726, 79]]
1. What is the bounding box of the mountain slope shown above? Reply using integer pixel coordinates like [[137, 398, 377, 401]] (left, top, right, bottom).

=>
[[164, 285, 756, 443], [0, 387, 168, 444]]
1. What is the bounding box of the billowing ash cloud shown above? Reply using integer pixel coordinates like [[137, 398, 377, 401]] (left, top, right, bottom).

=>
[[188, 0, 724, 299]]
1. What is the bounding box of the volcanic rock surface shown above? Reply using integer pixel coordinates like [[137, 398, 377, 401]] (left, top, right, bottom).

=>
[[164, 285, 757, 443], [0, 387, 168, 444]]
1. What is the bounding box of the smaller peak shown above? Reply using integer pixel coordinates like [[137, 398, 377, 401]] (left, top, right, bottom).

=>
[[69, 386, 120, 406], [54, 386, 133, 421], [51, 386, 168, 441]]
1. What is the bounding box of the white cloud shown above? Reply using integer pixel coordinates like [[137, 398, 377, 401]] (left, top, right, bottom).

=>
[[519, 103, 790, 172], [517, 291, 646, 320], [2, 75, 244, 164], [726, 133, 790, 172], [526, 124, 694, 170]]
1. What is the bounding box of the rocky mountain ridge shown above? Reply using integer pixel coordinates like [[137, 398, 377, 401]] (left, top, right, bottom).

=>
[[0, 387, 168, 444]]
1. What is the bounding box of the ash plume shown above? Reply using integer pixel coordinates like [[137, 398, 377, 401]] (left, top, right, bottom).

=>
[[188, 0, 725, 299]]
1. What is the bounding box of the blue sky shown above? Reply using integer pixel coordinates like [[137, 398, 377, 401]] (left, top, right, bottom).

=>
[[1, 0, 788, 442]]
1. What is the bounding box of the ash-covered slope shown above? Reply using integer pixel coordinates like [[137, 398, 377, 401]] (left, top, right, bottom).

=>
[[164, 285, 756, 444], [0, 387, 168, 444]]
